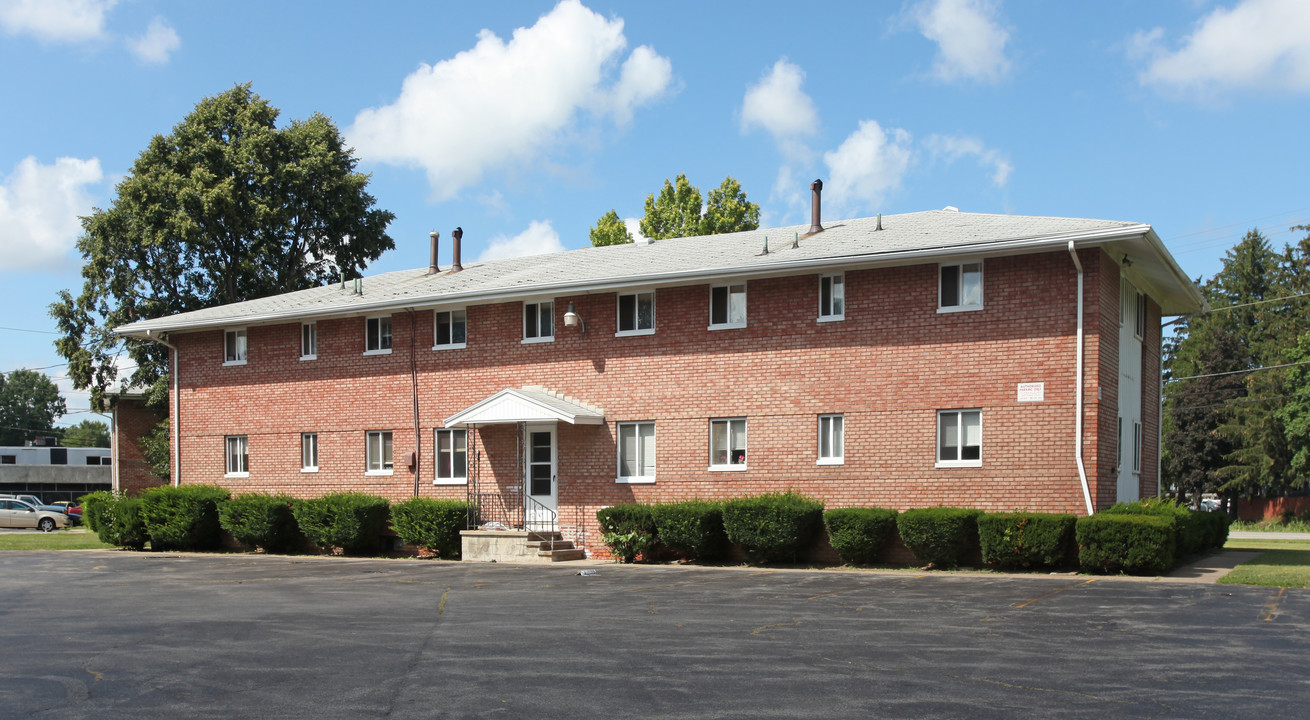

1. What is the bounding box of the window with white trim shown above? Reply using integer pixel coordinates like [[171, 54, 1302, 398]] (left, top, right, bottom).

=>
[[1135, 291, 1147, 340], [936, 410, 981, 467], [225, 435, 249, 476], [819, 274, 845, 321], [938, 262, 983, 312], [709, 283, 746, 329], [617, 421, 655, 482], [523, 301, 554, 342], [1132, 421, 1142, 474], [301, 433, 318, 472], [365, 316, 392, 354], [224, 329, 247, 365], [366, 431, 393, 474], [818, 414, 844, 464], [710, 418, 747, 470], [616, 291, 655, 336], [434, 309, 467, 349], [434, 428, 467, 484], [301, 322, 317, 360]]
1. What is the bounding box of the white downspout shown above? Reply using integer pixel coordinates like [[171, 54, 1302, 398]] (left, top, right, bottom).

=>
[[1068, 242, 1095, 516], [146, 330, 181, 487]]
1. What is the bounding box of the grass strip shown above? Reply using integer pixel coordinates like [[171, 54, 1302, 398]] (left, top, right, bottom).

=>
[[1219, 537, 1310, 588], [0, 531, 114, 551]]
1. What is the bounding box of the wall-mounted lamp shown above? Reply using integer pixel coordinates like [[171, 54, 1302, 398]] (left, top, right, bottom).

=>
[[1121, 255, 1133, 268], [563, 302, 586, 333]]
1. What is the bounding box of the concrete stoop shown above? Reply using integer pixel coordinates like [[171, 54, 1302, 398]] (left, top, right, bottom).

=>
[[460, 529, 587, 563]]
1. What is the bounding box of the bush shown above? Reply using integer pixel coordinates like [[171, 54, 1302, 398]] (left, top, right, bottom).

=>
[[823, 508, 899, 565], [1104, 497, 1203, 556], [79, 490, 116, 533], [896, 507, 982, 568], [140, 484, 231, 551], [722, 492, 824, 564], [1077, 514, 1175, 574], [219, 494, 301, 553], [597, 503, 657, 563], [977, 512, 1076, 570], [651, 500, 727, 561], [1194, 510, 1230, 550], [293, 493, 390, 554], [391, 498, 468, 558], [100, 497, 149, 551]]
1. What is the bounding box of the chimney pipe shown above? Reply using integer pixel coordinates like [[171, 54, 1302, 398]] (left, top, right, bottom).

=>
[[428, 231, 440, 274], [808, 179, 824, 235], [451, 227, 464, 272]]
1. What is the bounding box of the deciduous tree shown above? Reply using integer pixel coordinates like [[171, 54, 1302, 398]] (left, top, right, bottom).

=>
[[589, 209, 633, 246], [60, 419, 110, 448], [0, 369, 67, 446], [637, 174, 760, 240]]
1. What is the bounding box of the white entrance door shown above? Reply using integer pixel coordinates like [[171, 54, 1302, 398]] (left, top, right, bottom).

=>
[[525, 425, 557, 531]]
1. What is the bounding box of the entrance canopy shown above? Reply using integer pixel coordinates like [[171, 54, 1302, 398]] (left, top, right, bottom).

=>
[[444, 386, 605, 428]]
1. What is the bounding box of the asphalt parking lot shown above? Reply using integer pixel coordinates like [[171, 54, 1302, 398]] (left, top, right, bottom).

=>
[[1, 552, 1307, 719]]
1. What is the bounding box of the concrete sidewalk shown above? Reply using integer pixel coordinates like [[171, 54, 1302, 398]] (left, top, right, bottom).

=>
[[1229, 530, 1310, 540]]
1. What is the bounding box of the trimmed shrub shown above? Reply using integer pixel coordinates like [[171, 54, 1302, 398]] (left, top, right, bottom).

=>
[[597, 503, 657, 563], [1077, 514, 1175, 574], [1195, 510, 1230, 550], [79, 490, 116, 534], [1103, 497, 1202, 556], [722, 492, 824, 564], [140, 485, 231, 551], [896, 507, 982, 568], [391, 498, 469, 558], [219, 494, 301, 553], [823, 508, 899, 565], [293, 493, 390, 554], [977, 512, 1076, 570], [652, 500, 726, 561], [100, 497, 149, 551]]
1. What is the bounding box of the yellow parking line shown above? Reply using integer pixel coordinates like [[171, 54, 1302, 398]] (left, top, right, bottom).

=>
[[1011, 579, 1096, 609], [1261, 587, 1285, 622]]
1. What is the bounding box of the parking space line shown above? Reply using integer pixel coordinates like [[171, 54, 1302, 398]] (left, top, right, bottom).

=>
[[806, 574, 930, 600], [1261, 587, 1285, 622], [1011, 579, 1096, 609]]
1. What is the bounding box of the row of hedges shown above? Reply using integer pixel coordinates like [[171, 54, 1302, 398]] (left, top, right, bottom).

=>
[[597, 496, 1230, 576], [80, 488, 467, 558]]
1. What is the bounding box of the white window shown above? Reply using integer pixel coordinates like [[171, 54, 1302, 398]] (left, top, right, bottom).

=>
[[936, 410, 981, 467], [434, 428, 468, 484], [366, 431, 393, 474], [1135, 291, 1147, 340], [1132, 421, 1142, 474], [709, 283, 747, 329], [616, 291, 655, 336], [301, 433, 318, 472], [224, 329, 247, 365], [434, 309, 467, 349], [301, 322, 317, 360], [819, 274, 845, 321], [617, 422, 655, 482], [523, 300, 554, 343], [710, 418, 747, 470], [818, 414, 844, 464], [938, 262, 983, 312], [365, 316, 392, 354], [225, 435, 249, 476]]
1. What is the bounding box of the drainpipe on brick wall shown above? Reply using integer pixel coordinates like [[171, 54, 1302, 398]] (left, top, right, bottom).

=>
[[146, 330, 181, 488], [1067, 242, 1095, 516], [408, 309, 421, 496]]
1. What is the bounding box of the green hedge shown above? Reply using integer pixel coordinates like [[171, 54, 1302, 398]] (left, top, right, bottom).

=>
[[1195, 510, 1230, 550], [1076, 514, 1176, 574], [1104, 498, 1203, 555], [651, 500, 726, 561], [823, 508, 899, 565], [140, 485, 231, 551], [79, 490, 116, 534], [722, 492, 824, 563], [977, 512, 1076, 570], [597, 503, 658, 563], [293, 493, 390, 554], [390, 498, 468, 558], [896, 507, 982, 568], [219, 494, 301, 553], [100, 497, 149, 551]]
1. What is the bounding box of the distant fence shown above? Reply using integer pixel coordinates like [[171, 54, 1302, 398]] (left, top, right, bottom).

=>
[[1236, 497, 1310, 522]]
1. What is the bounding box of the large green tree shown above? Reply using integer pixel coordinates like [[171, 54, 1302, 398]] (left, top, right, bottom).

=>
[[51, 84, 395, 411], [638, 174, 760, 240], [60, 419, 111, 448], [589, 209, 634, 246], [0, 369, 67, 446]]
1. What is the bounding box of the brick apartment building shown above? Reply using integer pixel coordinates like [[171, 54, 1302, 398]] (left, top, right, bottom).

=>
[[114, 197, 1203, 555]]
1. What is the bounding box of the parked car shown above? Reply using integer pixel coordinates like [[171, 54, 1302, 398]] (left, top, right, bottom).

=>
[[0, 499, 69, 532], [49, 501, 82, 525], [1200, 498, 1222, 512], [0, 494, 67, 514]]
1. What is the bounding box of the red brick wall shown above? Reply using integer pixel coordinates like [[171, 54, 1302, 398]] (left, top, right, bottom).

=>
[[169, 248, 1152, 554], [112, 398, 165, 496]]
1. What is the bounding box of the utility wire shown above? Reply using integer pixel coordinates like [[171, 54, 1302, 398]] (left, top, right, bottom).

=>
[[0, 325, 60, 335], [1168, 391, 1310, 413], [1167, 359, 1310, 384], [1162, 206, 1310, 244]]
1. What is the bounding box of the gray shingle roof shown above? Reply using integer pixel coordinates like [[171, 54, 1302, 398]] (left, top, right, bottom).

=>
[[115, 208, 1198, 336]]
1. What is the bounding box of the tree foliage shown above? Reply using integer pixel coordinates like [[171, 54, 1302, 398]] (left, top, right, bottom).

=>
[[50, 84, 396, 412], [638, 174, 760, 240], [0, 369, 66, 446], [60, 419, 110, 448], [588, 209, 633, 246]]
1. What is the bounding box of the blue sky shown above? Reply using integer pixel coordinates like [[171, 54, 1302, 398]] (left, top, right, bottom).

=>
[[2, 0, 1309, 426]]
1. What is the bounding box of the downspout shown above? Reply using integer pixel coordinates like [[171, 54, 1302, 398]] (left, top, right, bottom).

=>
[[408, 309, 421, 497], [145, 329, 181, 488], [1067, 242, 1095, 516]]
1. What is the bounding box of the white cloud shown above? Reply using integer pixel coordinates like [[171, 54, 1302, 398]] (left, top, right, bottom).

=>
[[348, 0, 674, 201], [0, 0, 115, 43], [925, 134, 1012, 186], [1133, 0, 1310, 94], [127, 16, 179, 64], [623, 217, 647, 244], [741, 58, 819, 141], [822, 121, 914, 215], [911, 0, 1012, 84], [0, 156, 103, 271], [477, 220, 565, 261]]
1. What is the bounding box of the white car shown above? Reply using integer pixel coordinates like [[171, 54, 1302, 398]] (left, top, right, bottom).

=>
[[0, 499, 69, 532]]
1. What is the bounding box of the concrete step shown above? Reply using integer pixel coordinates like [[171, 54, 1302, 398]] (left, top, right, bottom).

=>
[[530, 539, 576, 551], [538, 547, 587, 562]]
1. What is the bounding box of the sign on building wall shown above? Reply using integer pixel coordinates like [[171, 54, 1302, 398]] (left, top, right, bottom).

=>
[[1017, 382, 1045, 402]]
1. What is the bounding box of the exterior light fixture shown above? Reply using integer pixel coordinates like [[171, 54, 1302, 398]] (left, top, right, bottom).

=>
[[564, 302, 586, 332]]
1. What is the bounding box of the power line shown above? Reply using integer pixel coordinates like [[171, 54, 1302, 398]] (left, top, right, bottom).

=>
[[1162, 206, 1310, 244], [1168, 391, 1310, 413], [1167, 359, 1310, 384], [0, 325, 60, 335]]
